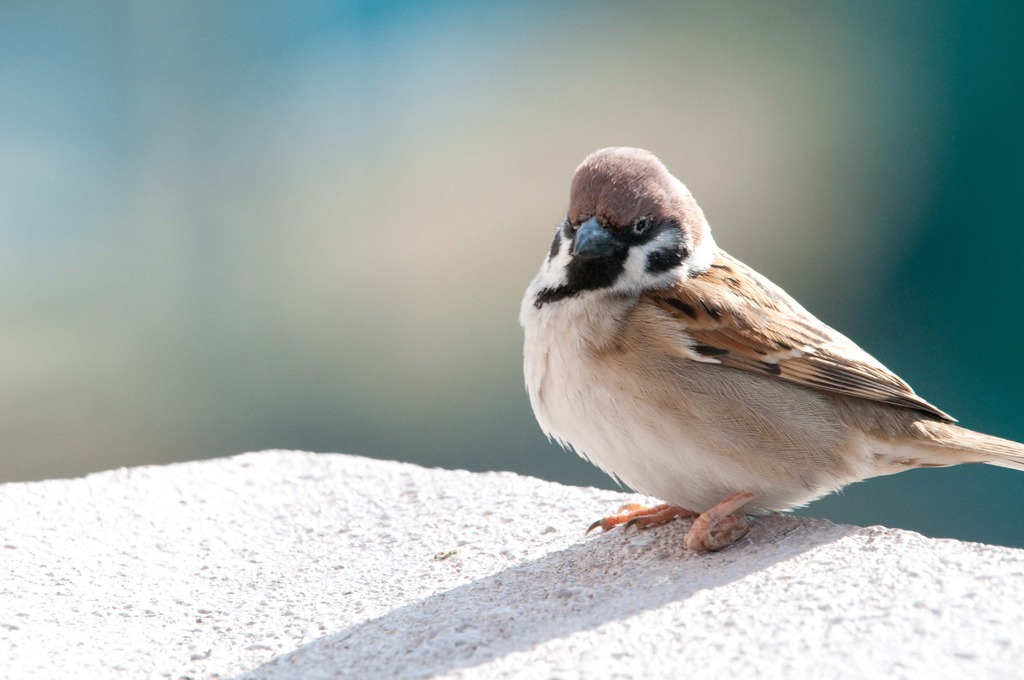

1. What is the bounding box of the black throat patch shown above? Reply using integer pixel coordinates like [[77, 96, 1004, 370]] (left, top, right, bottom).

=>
[[534, 246, 629, 307]]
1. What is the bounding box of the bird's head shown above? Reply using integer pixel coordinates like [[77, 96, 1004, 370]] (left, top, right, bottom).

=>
[[533, 147, 716, 308]]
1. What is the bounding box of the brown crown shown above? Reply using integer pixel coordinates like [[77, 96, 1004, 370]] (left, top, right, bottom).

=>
[[568, 148, 704, 241]]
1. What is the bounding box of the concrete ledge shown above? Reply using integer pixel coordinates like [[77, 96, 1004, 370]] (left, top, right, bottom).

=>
[[2, 451, 1023, 678]]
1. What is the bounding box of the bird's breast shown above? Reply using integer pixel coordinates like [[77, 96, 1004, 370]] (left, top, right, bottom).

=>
[[520, 293, 716, 503], [521, 294, 865, 512]]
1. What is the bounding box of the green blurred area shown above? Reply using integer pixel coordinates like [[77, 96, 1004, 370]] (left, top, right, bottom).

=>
[[2, 2, 1023, 546]]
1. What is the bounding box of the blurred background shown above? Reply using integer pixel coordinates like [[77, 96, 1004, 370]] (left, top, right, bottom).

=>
[[3, 2, 1023, 547]]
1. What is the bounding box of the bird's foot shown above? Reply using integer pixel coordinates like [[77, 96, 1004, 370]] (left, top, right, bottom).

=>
[[684, 491, 756, 552], [586, 502, 698, 534]]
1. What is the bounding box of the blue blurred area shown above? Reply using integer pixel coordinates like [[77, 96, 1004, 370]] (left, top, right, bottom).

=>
[[2, 2, 1023, 547]]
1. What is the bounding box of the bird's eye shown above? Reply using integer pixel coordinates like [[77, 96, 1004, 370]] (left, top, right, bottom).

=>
[[633, 217, 652, 235]]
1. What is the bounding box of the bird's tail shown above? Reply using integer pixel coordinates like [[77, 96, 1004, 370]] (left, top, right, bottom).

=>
[[918, 422, 1024, 473]]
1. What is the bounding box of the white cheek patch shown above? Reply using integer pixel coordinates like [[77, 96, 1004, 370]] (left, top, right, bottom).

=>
[[530, 229, 573, 292], [685, 218, 717, 276], [616, 246, 654, 291], [609, 223, 718, 293]]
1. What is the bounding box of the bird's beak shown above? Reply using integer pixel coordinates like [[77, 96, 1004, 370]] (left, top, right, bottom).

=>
[[572, 217, 618, 259]]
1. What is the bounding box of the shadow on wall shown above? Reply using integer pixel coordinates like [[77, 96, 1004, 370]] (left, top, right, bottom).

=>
[[237, 515, 856, 678]]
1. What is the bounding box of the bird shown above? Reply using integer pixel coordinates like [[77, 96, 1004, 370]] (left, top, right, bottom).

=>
[[519, 146, 1024, 552]]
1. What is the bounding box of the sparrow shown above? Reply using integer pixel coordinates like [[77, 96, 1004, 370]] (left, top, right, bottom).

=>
[[519, 147, 1024, 552]]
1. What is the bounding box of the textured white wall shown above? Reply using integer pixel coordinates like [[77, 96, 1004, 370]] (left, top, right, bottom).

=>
[[2, 451, 1022, 678]]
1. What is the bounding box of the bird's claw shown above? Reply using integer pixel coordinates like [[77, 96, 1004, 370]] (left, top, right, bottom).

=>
[[585, 503, 697, 535]]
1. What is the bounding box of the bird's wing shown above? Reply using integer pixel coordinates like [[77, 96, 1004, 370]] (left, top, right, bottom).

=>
[[647, 252, 955, 422]]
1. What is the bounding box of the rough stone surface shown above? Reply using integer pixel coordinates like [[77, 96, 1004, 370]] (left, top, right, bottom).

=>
[[2, 450, 1023, 679]]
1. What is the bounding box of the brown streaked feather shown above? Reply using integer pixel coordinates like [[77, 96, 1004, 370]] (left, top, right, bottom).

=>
[[649, 252, 956, 422]]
